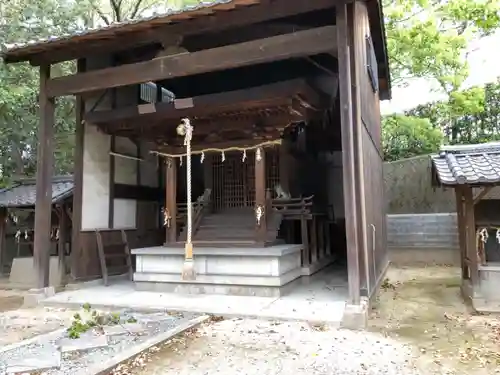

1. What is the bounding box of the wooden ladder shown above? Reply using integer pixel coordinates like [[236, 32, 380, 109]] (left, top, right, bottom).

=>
[[95, 229, 133, 286]]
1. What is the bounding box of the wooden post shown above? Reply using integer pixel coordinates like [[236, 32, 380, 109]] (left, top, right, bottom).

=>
[[165, 157, 177, 243], [463, 186, 479, 291], [310, 217, 318, 263], [455, 187, 467, 280], [0, 208, 7, 276], [71, 58, 85, 280], [203, 155, 213, 213], [337, 1, 361, 305], [58, 204, 68, 283], [325, 221, 332, 256], [301, 217, 310, 266], [279, 141, 291, 193], [33, 64, 55, 288], [255, 148, 267, 244]]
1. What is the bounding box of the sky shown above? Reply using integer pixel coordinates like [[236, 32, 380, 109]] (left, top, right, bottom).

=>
[[380, 30, 500, 115]]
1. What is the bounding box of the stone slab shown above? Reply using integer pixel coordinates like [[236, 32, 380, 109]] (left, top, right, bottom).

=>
[[103, 323, 147, 336], [89, 315, 210, 375], [59, 333, 108, 353], [5, 355, 61, 373]]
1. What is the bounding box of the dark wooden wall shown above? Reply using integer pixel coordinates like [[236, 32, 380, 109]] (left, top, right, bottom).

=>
[[352, 1, 388, 298]]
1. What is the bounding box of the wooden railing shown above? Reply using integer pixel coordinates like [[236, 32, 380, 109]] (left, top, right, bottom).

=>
[[178, 189, 212, 240], [272, 195, 314, 220]]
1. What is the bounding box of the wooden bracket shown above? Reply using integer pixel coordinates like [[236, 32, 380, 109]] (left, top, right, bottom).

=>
[[473, 186, 493, 205]]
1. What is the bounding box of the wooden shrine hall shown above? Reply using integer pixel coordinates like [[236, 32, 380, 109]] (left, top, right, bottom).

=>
[[1, 0, 391, 326]]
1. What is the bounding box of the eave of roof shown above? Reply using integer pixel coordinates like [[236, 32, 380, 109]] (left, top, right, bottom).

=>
[[431, 143, 500, 186], [1, 0, 255, 63], [0, 175, 74, 208]]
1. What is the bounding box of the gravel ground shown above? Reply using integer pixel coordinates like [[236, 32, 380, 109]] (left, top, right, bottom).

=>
[[131, 318, 427, 375], [0, 311, 197, 375]]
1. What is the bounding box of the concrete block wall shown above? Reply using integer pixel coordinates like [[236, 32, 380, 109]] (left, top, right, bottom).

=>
[[387, 213, 460, 265]]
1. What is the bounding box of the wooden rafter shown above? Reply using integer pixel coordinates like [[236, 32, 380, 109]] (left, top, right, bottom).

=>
[[47, 26, 338, 97]]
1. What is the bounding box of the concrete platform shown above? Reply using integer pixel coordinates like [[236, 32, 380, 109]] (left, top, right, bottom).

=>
[[132, 245, 303, 297], [42, 266, 348, 325]]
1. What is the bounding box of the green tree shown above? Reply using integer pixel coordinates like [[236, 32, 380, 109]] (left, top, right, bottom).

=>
[[382, 114, 444, 161]]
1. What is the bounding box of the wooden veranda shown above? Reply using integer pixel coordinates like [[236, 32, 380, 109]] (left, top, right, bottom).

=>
[[1, 0, 391, 318]]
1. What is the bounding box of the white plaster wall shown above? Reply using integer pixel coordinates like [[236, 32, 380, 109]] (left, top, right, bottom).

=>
[[82, 56, 112, 230], [113, 199, 137, 229], [113, 136, 138, 229], [81, 124, 111, 230], [114, 136, 138, 185]]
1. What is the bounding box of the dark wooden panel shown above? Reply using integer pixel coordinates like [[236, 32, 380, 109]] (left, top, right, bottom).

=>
[[47, 26, 338, 97], [114, 184, 163, 201]]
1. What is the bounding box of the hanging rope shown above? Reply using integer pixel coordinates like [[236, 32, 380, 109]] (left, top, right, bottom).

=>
[[150, 139, 281, 159], [178, 118, 194, 246]]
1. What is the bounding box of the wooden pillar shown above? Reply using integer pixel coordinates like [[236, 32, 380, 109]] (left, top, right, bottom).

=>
[[337, 1, 361, 305], [255, 148, 267, 244], [318, 218, 325, 260], [71, 58, 85, 280], [325, 221, 332, 256], [310, 216, 318, 263], [33, 64, 55, 288], [203, 155, 213, 213], [463, 186, 478, 290], [301, 217, 310, 266], [165, 157, 177, 243], [58, 203, 68, 282], [455, 187, 467, 280], [279, 141, 291, 193], [0, 208, 7, 276]]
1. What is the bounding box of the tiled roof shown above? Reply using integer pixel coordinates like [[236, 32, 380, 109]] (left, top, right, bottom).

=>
[[1, 0, 255, 62], [0, 176, 73, 208], [431, 143, 500, 186]]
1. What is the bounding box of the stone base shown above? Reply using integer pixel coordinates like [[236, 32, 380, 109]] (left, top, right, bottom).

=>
[[341, 297, 369, 330], [9, 256, 64, 288], [23, 286, 56, 308], [301, 255, 336, 276], [132, 245, 302, 297]]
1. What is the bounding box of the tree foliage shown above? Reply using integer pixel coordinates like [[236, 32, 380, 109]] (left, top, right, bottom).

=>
[[382, 114, 444, 161]]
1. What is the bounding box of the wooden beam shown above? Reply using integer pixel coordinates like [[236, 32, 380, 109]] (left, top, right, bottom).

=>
[[33, 64, 55, 288], [26, 0, 336, 66], [71, 59, 85, 280], [473, 186, 492, 205], [336, 2, 361, 306], [85, 79, 318, 125], [47, 26, 338, 97]]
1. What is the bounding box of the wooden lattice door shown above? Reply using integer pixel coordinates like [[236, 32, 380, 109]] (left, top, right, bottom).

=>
[[212, 152, 255, 211]]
